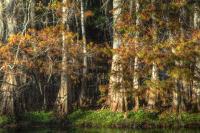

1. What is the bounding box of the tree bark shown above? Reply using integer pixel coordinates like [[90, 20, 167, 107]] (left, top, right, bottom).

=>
[[79, 0, 88, 107], [0, 71, 17, 115], [172, 7, 188, 112], [192, 2, 200, 111], [133, 0, 140, 111], [0, 2, 4, 41], [179, 7, 187, 112], [30, 0, 35, 28], [56, 0, 71, 116], [147, 0, 158, 110], [4, 0, 17, 39], [0, 0, 21, 116], [109, 0, 128, 112]]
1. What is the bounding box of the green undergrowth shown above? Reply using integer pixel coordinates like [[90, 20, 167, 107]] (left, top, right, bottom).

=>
[[20, 111, 56, 124], [67, 109, 124, 127], [0, 110, 199, 129], [0, 111, 56, 127], [67, 109, 200, 128], [0, 116, 15, 126]]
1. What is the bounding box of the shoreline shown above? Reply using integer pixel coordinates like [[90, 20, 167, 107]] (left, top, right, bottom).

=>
[[0, 109, 199, 129], [0, 122, 199, 130]]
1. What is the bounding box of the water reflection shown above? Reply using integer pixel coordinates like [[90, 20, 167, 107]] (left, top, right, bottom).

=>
[[0, 128, 199, 133]]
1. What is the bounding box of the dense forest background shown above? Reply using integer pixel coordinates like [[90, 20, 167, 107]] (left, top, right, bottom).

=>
[[0, 0, 199, 118]]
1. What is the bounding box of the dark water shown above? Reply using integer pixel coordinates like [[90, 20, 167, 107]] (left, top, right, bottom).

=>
[[0, 128, 199, 133]]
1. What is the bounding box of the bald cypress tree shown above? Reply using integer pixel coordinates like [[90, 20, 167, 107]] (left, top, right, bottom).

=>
[[109, 0, 128, 112], [0, 0, 19, 115], [56, 0, 72, 116]]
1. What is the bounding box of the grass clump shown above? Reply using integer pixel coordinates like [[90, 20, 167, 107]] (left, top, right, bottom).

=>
[[20, 111, 55, 124], [67, 109, 159, 128], [67, 109, 124, 127], [158, 112, 200, 128], [0, 116, 15, 126], [67, 109, 200, 128], [128, 109, 158, 121]]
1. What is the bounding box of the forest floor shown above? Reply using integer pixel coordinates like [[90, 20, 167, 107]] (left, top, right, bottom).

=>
[[0, 109, 199, 129]]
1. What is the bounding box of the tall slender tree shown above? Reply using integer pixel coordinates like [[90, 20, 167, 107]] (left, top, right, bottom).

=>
[[147, 0, 159, 110], [79, 0, 88, 107], [56, 0, 71, 115], [109, 0, 128, 112], [0, 0, 20, 115], [0, 2, 4, 41], [133, 0, 140, 111], [193, 1, 200, 111]]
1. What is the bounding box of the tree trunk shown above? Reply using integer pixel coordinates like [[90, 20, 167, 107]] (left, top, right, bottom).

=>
[[133, 0, 140, 111], [172, 7, 188, 112], [0, 71, 17, 115], [30, 0, 35, 28], [165, 3, 179, 112], [0, 0, 21, 116], [79, 0, 88, 107], [179, 7, 187, 112], [4, 0, 17, 39], [56, 0, 71, 116], [170, 31, 182, 112], [147, 0, 158, 110], [109, 0, 128, 112], [148, 63, 158, 109], [192, 2, 200, 111], [0, 2, 4, 41]]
